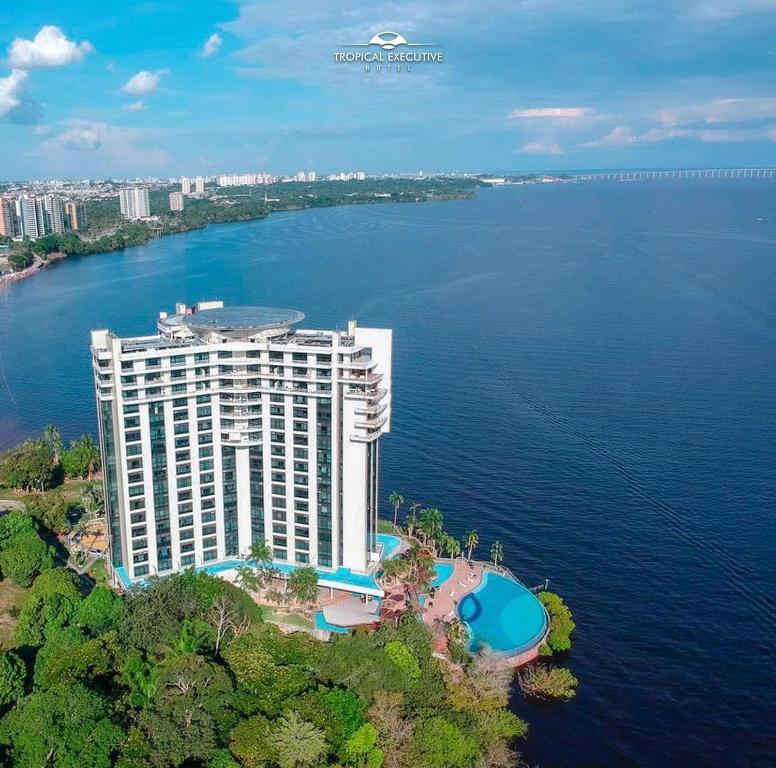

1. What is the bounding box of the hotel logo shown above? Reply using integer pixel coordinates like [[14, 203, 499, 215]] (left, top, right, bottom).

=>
[[333, 31, 443, 72]]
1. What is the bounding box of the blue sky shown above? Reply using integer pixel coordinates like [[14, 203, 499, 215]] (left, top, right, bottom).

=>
[[2, 0, 776, 178]]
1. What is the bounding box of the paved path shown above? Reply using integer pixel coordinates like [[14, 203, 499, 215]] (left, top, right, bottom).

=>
[[422, 559, 483, 626]]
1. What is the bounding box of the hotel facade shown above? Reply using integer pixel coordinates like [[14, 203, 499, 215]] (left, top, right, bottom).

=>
[[91, 301, 392, 589]]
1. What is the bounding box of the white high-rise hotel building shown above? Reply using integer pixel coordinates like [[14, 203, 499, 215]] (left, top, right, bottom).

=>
[[91, 301, 392, 589]]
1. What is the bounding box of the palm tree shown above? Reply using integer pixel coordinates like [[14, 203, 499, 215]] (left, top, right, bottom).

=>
[[464, 530, 479, 562], [237, 541, 276, 593], [419, 507, 444, 555], [273, 711, 327, 768], [388, 491, 405, 529], [490, 540, 505, 568], [42, 424, 62, 465], [381, 557, 407, 586], [287, 566, 320, 615], [445, 536, 461, 560], [405, 508, 419, 539], [78, 435, 101, 480]]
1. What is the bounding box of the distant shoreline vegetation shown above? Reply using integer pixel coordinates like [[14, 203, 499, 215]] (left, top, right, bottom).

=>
[[1, 177, 502, 276]]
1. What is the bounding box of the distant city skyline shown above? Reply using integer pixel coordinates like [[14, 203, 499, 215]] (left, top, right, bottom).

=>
[[2, 2, 776, 178]]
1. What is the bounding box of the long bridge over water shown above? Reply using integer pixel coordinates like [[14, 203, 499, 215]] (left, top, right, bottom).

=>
[[572, 168, 776, 182]]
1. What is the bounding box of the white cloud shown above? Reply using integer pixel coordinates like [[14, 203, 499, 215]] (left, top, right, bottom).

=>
[[519, 140, 563, 155], [657, 97, 776, 126], [123, 100, 148, 112], [37, 120, 173, 175], [0, 69, 28, 118], [509, 107, 591, 120], [121, 69, 168, 96], [581, 122, 776, 147], [581, 126, 637, 147], [57, 124, 102, 151], [201, 33, 223, 58], [7, 25, 92, 70]]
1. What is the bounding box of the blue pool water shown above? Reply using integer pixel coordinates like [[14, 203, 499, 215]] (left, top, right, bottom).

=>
[[431, 562, 454, 588], [376, 532, 402, 561], [458, 571, 547, 655], [315, 611, 350, 634]]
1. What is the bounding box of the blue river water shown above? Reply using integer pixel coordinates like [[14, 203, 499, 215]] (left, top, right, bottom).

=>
[[1, 181, 775, 766]]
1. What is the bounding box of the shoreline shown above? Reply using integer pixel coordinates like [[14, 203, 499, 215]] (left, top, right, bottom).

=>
[[0, 189, 478, 288]]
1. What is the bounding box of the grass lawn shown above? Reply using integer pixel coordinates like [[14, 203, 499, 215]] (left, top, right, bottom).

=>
[[377, 518, 395, 534], [0, 579, 29, 649], [259, 605, 314, 629]]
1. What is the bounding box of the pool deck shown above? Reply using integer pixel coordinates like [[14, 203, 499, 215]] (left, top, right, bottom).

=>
[[422, 559, 484, 627]]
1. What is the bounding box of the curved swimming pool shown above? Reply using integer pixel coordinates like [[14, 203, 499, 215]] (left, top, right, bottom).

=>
[[457, 571, 547, 655]]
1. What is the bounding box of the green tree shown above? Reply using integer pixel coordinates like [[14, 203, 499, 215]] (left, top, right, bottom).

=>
[[8, 250, 34, 271], [273, 710, 327, 768], [418, 508, 444, 554], [443, 534, 461, 560], [384, 641, 421, 682], [0, 650, 26, 707], [538, 591, 575, 653], [0, 529, 54, 586], [229, 714, 275, 768], [464, 530, 479, 562], [24, 493, 76, 532], [237, 541, 276, 593], [412, 716, 478, 768], [135, 654, 232, 768], [208, 749, 241, 768], [490, 540, 504, 568], [287, 566, 319, 614], [14, 568, 83, 647], [61, 436, 101, 479], [120, 571, 202, 655], [42, 424, 63, 465], [73, 585, 122, 635], [33, 627, 113, 689], [518, 664, 578, 701], [0, 508, 35, 546], [344, 722, 384, 767], [388, 491, 404, 529], [0, 682, 123, 768], [0, 440, 57, 492]]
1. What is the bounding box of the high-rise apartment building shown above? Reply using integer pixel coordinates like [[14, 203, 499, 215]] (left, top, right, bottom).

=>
[[91, 301, 392, 589], [169, 192, 185, 212], [181, 177, 192, 195], [16, 196, 47, 239], [43, 194, 65, 234], [194, 176, 205, 194], [119, 187, 151, 220], [65, 201, 87, 231], [0, 198, 17, 238]]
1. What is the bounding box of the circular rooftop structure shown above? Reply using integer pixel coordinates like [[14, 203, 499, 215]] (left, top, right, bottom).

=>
[[163, 306, 305, 333]]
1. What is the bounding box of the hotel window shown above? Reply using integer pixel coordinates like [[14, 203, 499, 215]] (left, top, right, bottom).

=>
[[146, 358, 161, 368], [121, 361, 135, 371], [170, 355, 185, 365], [135, 564, 150, 576], [203, 550, 217, 561], [181, 555, 195, 566], [194, 353, 210, 363], [273, 548, 287, 560], [196, 394, 211, 403]]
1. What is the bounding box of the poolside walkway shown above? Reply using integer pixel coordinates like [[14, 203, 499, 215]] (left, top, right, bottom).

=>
[[422, 559, 484, 627]]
